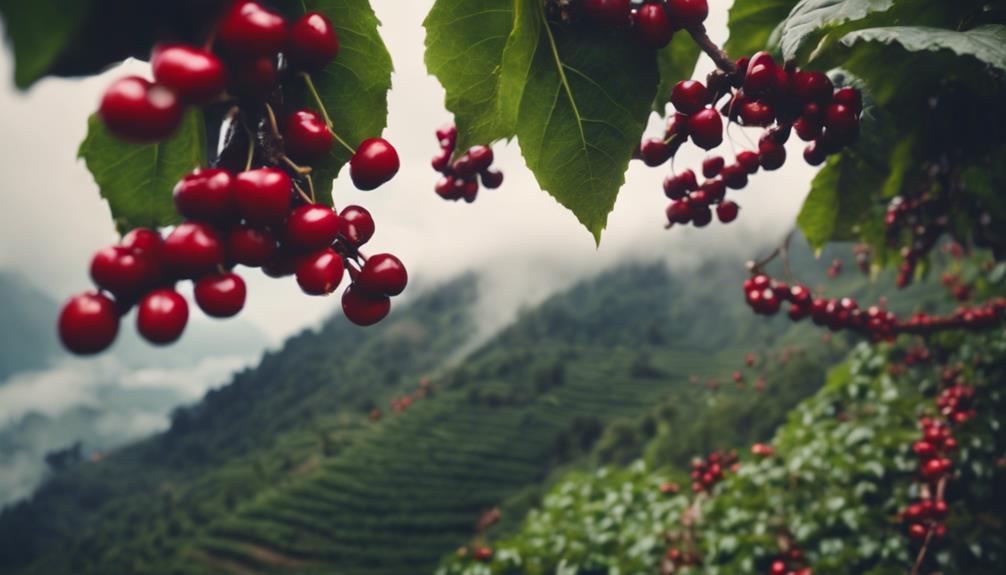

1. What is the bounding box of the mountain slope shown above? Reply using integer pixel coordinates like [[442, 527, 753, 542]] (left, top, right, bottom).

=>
[[0, 272, 60, 380]]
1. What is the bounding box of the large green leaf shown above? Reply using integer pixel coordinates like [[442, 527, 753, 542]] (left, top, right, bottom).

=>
[[653, 32, 701, 112], [0, 0, 89, 88], [779, 0, 894, 61], [840, 24, 1006, 73], [724, 0, 799, 58], [424, 0, 515, 152], [78, 110, 207, 233], [500, 0, 659, 242], [796, 152, 883, 253], [285, 0, 393, 205]]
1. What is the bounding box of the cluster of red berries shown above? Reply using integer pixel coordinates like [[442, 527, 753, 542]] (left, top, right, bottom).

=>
[[60, 3, 408, 355], [825, 257, 843, 278], [570, 1, 708, 49], [766, 547, 811, 575], [432, 124, 503, 202], [650, 52, 861, 229], [901, 345, 932, 367], [689, 450, 739, 493], [884, 194, 952, 289], [937, 381, 977, 425], [941, 273, 972, 302], [459, 546, 492, 562], [665, 546, 702, 570]]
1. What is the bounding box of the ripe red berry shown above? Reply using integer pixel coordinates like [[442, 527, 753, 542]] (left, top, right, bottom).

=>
[[229, 56, 278, 96], [907, 523, 928, 541], [137, 289, 189, 344], [824, 103, 859, 145], [234, 168, 292, 225], [833, 87, 862, 114], [338, 205, 375, 246], [341, 284, 391, 326], [758, 139, 786, 170], [227, 224, 278, 267], [691, 204, 713, 227], [743, 51, 777, 96], [121, 228, 163, 257], [468, 145, 494, 172], [667, 0, 709, 28], [350, 138, 400, 190], [286, 12, 340, 71], [716, 200, 739, 223], [635, 3, 674, 49], [480, 168, 504, 189], [296, 248, 345, 295], [90, 246, 158, 299], [173, 168, 236, 223], [721, 164, 747, 189], [794, 116, 822, 141], [58, 292, 120, 354], [791, 70, 833, 105], [262, 250, 299, 278], [99, 76, 183, 143], [583, 0, 631, 28], [431, 148, 451, 172], [803, 141, 826, 166], [358, 253, 408, 296], [702, 156, 724, 178], [700, 179, 726, 202], [688, 109, 723, 150], [640, 138, 671, 166], [283, 110, 333, 162], [736, 151, 760, 174], [216, 1, 287, 58], [194, 272, 247, 318], [739, 100, 775, 127], [670, 80, 709, 115], [285, 204, 340, 251], [162, 222, 225, 279], [150, 44, 226, 104]]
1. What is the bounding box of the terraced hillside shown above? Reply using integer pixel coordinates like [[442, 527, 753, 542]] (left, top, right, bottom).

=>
[[0, 243, 945, 575]]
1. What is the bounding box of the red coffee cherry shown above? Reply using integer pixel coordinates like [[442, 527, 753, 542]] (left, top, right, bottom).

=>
[[58, 292, 120, 355], [234, 168, 292, 225], [716, 200, 739, 223], [342, 284, 391, 326], [162, 222, 225, 279], [350, 138, 400, 190], [667, 0, 709, 28], [583, 0, 631, 28], [284, 204, 340, 251], [90, 246, 158, 299], [227, 224, 278, 267], [194, 272, 247, 318], [173, 168, 236, 223], [688, 109, 723, 150], [833, 87, 863, 114], [151, 44, 226, 104], [670, 80, 709, 115], [216, 1, 287, 58], [229, 56, 278, 96], [283, 110, 333, 163], [286, 12, 340, 71], [99, 76, 184, 143], [296, 248, 345, 295], [480, 168, 504, 189], [357, 253, 408, 296], [791, 70, 833, 105], [338, 205, 375, 247], [635, 3, 674, 49], [641, 138, 672, 167], [137, 289, 189, 344]]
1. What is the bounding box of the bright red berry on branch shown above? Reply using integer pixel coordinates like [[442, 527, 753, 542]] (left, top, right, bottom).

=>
[[358, 253, 408, 296], [350, 138, 400, 190], [342, 284, 391, 326], [635, 3, 674, 49], [58, 292, 120, 355], [286, 12, 340, 71], [667, 0, 709, 28], [90, 246, 159, 299], [296, 248, 345, 295], [194, 272, 247, 318], [234, 167, 292, 225], [137, 289, 189, 344], [338, 205, 376, 247], [670, 80, 709, 115], [283, 110, 333, 162], [227, 225, 278, 267], [284, 204, 341, 251], [688, 108, 723, 150], [216, 1, 287, 58], [99, 76, 184, 143], [162, 222, 225, 279], [151, 44, 226, 104], [173, 168, 236, 223]]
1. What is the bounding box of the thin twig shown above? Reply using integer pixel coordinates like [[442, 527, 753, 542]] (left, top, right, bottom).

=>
[[300, 72, 356, 155], [687, 26, 737, 74], [293, 181, 313, 204]]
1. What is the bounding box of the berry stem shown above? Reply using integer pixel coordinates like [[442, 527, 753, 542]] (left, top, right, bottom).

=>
[[687, 26, 737, 75], [300, 72, 356, 155], [909, 527, 934, 575], [244, 131, 255, 171], [281, 154, 313, 175], [293, 181, 313, 204], [264, 102, 282, 141], [306, 173, 317, 203]]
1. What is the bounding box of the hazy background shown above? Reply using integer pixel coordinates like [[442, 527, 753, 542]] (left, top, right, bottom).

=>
[[0, 0, 815, 503]]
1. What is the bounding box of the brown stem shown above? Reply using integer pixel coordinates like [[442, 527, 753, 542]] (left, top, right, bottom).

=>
[[909, 528, 935, 575], [687, 26, 737, 74]]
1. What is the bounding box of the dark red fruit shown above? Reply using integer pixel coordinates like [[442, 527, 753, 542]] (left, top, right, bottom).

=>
[[833, 87, 862, 114], [262, 250, 299, 278], [216, 1, 287, 57], [338, 205, 375, 246], [641, 138, 671, 166], [137, 289, 188, 344], [667, 0, 708, 28], [350, 138, 400, 190], [99, 76, 183, 143], [670, 80, 709, 115], [283, 110, 333, 162], [824, 103, 859, 145], [701, 179, 726, 202], [121, 228, 163, 257], [481, 168, 504, 189], [635, 3, 674, 49], [666, 197, 693, 224], [716, 200, 739, 223], [227, 224, 278, 267], [468, 146, 494, 172], [286, 12, 340, 71], [162, 222, 225, 279], [739, 100, 774, 127], [151, 44, 226, 104], [229, 56, 277, 96], [58, 292, 120, 354], [721, 164, 747, 189], [583, 0, 631, 28], [691, 204, 713, 227], [90, 246, 158, 298], [452, 154, 476, 179], [794, 116, 822, 141], [791, 70, 833, 105], [736, 151, 759, 174], [743, 51, 777, 96], [234, 168, 292, 225], [357, 253, 407, 296], [194, 272, 247, 318], [702, 156, 724, 178], [284, 204, 340, 250], [804, 141, 826, 166], [758, 139, 786, 170], [296, 248, 345, 295], [173, 168, 236, 222], [688, 109, 723, 150], [341, 285, 391, 326], [431, 149, 451, 172]]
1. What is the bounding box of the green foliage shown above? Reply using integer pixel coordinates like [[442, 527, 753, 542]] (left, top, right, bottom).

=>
[[285, 0, 394, 205], [0, 0, 88, 88], [796, 152, 882, 253], [780, 0, 895, 61], [839, 24, 1006, 73], [654, 32, 702, 111], [77, 110, 206, 233], [723, 0, 799, 58]]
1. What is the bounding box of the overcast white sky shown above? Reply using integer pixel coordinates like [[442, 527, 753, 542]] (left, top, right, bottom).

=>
[[0, 0, 816, 343]]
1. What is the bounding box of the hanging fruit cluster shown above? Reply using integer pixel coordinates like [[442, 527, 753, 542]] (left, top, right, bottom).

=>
[[59, 1, 406, 355], [689, 449, 739, 493], [431, 124, 504, 202]]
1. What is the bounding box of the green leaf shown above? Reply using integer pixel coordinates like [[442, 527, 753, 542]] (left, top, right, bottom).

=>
[[780, 0, 894, 62], [724, 0, 799, 58], [839, 24, 1006, 74], [286, 0, 393, 205], [796, 151, 882, 252], [424, 0, 515, 152], [501, 0, 659, 242], [653, 32, 701, 112], [78, 110, 207, 233], [0, 0, 89, 88]]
